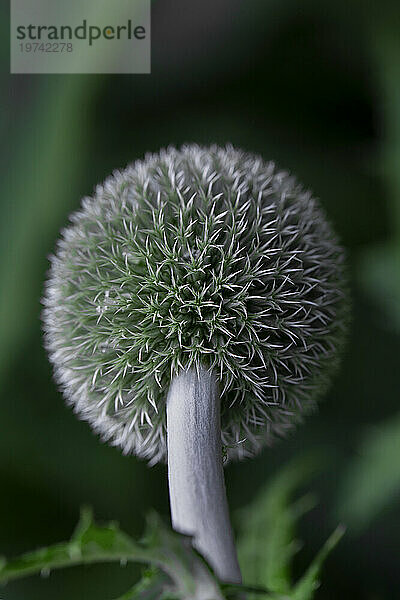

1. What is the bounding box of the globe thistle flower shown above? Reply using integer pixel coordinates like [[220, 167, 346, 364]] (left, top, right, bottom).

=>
[[43, 144, 348, 583]]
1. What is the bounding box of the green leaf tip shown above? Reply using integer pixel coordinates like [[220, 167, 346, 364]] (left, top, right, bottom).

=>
[[237, 459, 345, 600], [291, 525, 345, 600], [237, 457, 320, 594]]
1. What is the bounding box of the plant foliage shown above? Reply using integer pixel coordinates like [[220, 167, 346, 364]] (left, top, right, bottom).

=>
[[0, 462, 343, 600]]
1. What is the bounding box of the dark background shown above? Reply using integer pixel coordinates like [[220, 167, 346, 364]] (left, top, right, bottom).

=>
[[1, 1, 400, 598]]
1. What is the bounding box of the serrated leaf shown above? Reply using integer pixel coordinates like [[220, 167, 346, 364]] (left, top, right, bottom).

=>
[[0, 507, 142, 585], [0, 471, 343, 600], [237, 457, 318, 594], [0, 508, 223, 600]]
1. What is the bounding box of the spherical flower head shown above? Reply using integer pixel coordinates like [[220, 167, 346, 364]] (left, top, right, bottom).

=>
[[43, 144, 348, 464]]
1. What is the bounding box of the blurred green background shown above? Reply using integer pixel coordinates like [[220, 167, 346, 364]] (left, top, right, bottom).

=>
[[1, 0, 400, 598]]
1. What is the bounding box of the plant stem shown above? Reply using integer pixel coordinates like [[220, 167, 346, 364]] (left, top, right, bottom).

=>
[[166, 365, 242, 584]]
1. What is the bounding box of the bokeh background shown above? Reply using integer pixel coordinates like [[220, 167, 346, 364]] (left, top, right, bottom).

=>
[[1, 0, 400, 598]]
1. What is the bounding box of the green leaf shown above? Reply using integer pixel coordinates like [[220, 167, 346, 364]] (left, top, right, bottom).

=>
[[0, 507, 142, 584], [237, 458, 343, 600], [237, 458, 318, 594], [0, 470, 343, 600], [0, 508, 223, 600], [358, 26, 400, 330], [358, 242, 400, 331], [336, 413, 400, 530], [290, 525, 345, 600], [113, 568, 175, 600]]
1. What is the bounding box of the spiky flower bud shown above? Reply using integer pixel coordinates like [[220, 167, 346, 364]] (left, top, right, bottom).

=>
[[43, 144, 347, 465]]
